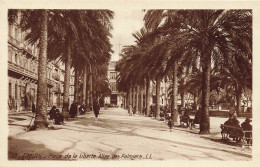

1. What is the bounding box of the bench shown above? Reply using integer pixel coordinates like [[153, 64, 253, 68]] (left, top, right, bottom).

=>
[[220, 124, 252, 147]]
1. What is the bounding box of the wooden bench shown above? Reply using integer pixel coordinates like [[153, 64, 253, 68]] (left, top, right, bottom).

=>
[[220, 124, 252, 147]]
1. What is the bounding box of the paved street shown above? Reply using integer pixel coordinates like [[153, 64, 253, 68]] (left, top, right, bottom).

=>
[[8, 108, 251, 160]]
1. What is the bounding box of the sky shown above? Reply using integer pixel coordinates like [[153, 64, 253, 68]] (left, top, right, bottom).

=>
[[110, 10, 145, 61]]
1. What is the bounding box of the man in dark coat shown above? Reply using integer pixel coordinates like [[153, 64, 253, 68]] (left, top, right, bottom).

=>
[[241, 118, 252, 131], [93, 101, 100, 118], [48, 106, 56, 120], [241, 118, 252, 144], [69, 101, 78, 118]]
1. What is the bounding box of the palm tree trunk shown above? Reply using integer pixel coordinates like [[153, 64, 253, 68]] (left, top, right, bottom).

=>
[[34, 10, 48, 129], [82, 65, 87, 105], [127, 89, 130, 111], [132, 86, 135, 108], [74, 64, 79, 103], [145, 78, 150, 116], [200, 57, 211, 134], [155, 79, 161, 118], [165, 81, 168, 106], [129, 85, 133, 106], [93, 89, 96, 104], [193, 93, 198, 109], [86, 81, 90, 109], [136, 85, 139, 113], [129, 85, 132, 106], [62, 36, 72, 119], [181, 93, 185, 108], [171, 61, 179, 124], [235, 85, 242, 115], [89, 66, 93, 111], [124, 95, 127, 109], [140, 86, 144, 114], [144, 80, 147, 109]]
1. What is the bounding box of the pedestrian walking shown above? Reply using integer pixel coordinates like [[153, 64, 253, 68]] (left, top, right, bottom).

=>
[[133, 106, 136, 116], [93, 101, 100, 118], [69, 101, 77, 118]]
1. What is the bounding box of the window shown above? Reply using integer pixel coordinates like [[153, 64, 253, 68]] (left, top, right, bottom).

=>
[[30, 88, 35, 100], [8, 49, 12, 62], [9, 83, 12, 97], [8, 24, 12, 36], [9, 25, 14, 37], [110, 82, 117, 92], [70, 87, 74, 94], [15, 84, 18, 99], [22, 57, 27, 68], [28, 59, 31, 70], [15, 54, 18, 64], [20, 31, 23, 42], [110, 72, 117, 80], [15, 27, 19, 41], [22, 31, 26, 42], [20, 86, 25, 97]]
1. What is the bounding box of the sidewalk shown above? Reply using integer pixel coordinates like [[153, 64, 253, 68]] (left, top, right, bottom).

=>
[[8, 107, 251, 160], [8, 108, 99, 138]]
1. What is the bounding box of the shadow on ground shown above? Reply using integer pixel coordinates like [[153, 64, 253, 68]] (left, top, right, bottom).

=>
[[8, 109, 252, 160], [8, 138, 65, 160], [61, 113, 252, 159]]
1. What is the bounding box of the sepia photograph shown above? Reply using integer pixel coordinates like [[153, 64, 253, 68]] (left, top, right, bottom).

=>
[[1, 0, 260, 166]]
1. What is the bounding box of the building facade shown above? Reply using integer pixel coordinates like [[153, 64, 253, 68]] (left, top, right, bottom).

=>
[[8, 12, 74, 112], [104, 61, 123, 107]]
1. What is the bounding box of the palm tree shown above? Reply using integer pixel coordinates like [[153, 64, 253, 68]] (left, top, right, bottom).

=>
[[212, 54, 252, 115], [57, 10, 113, 117], [34, 10, 49, 128], [17, 9, 114, 123], [145, 78, 151, 116], [117, 26, 171, 118], [62, 33, 72, 119], [8, 9, 50, 129], [144, 9, 252, 134]]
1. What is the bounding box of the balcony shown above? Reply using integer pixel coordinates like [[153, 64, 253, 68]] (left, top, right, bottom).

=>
[[8, 61, 38, 80], [23, 44, 33, 55], [8, 35, 21, 48]]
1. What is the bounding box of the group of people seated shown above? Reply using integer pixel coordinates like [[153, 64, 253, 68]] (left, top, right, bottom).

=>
[[224, 111, 252, 131], [223, 111, 252, 142], [48, 106, 64, 125], [47, 101, 92, 125], [166, 107, 202, 129]]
